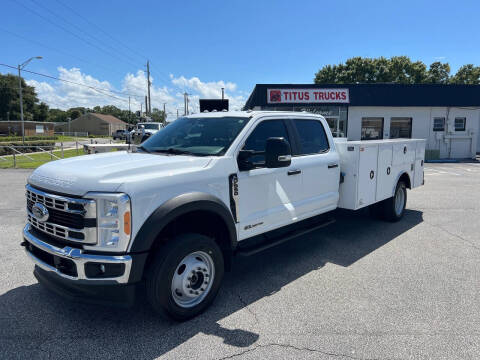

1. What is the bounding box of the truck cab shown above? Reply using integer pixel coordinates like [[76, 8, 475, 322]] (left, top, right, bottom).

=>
[[22, 111, 424, 320]]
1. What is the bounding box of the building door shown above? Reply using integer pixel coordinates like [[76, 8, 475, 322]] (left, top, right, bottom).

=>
[[361, 117, 384, 140], [390, 117, 412, 138]]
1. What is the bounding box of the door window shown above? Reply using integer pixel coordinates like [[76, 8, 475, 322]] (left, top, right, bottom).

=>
[[293, 119, 329, 155], [390, 117, 412, 138], [243, 120, 290, 166], [361, 117, 384, 140]]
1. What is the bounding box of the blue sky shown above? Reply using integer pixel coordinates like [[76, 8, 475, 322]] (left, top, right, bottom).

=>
[[1, 0, 479, 115]]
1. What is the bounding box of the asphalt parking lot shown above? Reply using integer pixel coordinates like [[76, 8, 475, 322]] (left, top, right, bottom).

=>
[[1, 163, 479, 359]]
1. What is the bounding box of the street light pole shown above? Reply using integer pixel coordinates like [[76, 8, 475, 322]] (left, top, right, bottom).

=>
[[18, 56, 42, 144], [18, 65, 25, 144]]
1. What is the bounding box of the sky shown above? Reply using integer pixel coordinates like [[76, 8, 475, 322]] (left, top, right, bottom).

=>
[[1, 0, 480, 119]]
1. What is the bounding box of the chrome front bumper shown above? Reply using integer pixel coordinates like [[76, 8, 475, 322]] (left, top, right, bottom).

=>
[[23, 224, 132, 284]]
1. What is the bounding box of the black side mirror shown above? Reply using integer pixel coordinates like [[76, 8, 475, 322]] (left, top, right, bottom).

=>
[[238, 150, 256, 171], [265, 137, 291, 168]]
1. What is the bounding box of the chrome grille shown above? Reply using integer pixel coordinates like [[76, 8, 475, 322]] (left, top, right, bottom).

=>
[[26, 184, 97, 244]]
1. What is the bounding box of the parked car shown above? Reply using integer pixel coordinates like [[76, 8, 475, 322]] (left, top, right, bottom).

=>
[[112, 129, 129, 140], [22, 111, 425, 321]]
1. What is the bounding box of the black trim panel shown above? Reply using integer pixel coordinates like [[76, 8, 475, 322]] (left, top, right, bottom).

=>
[[130, 192, 237, 253]]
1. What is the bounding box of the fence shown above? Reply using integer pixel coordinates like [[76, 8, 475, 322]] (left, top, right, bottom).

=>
[[0, 142, 84, 168], [54, 131, 89, 137]]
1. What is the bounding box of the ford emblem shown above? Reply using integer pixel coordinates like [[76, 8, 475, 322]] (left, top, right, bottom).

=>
[[31, 203, 49, 222]]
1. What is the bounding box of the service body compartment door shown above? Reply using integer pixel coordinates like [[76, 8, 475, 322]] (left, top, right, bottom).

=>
[[376, 143, 394, 202], [357, 144, 378, 208], [413, 140, 425, 188]]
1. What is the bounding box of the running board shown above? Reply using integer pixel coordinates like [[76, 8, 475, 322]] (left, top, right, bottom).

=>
[[236, 218, 335, 257]]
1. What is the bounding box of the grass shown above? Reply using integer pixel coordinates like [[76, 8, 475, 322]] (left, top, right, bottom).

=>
[[0, 148, 84, 169]]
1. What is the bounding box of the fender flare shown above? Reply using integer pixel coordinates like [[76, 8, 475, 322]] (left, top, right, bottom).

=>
[[129, 192, 237, 253], [392, 171, 412, 196]]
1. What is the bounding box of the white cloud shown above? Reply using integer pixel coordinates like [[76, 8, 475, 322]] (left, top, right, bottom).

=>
[[27, 67, 247, 120]]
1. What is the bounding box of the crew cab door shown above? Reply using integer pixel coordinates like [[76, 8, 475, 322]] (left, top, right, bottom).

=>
[[289, 118, 340, 216], [235, 118, 302, 240]]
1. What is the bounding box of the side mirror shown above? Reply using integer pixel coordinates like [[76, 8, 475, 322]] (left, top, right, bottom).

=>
[[238, 150, 256, 171], [265, 137, 291, 168]]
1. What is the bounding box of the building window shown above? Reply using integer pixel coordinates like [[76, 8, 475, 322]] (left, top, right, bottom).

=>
[[433, 117, 445, 131], [361, 117, 384, 140], [35, 125, 44, 134], [390, 117, 412, 139], [455, 117, 466, 131]]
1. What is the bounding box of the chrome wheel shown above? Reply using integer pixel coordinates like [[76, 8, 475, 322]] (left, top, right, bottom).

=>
[[171, 251, 215, 308], [394, 185, 405, 216]]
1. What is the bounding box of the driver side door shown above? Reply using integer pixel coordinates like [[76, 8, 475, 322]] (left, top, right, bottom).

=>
[[236, 118, 302, 240]]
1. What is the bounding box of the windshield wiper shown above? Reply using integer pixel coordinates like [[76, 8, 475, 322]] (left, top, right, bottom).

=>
[[152, 148, 199, 156], [137, 145, 150, 153]]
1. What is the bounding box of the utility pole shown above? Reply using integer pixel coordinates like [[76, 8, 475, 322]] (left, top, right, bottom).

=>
[[128, 96, 131, 123], [184, 92, 188, 115], [163, 103, 166, 123], [177, 109, 179, 118], [145, 96, 148, 119], [221, 87, 224, 100], [146, 61, 152, 115]]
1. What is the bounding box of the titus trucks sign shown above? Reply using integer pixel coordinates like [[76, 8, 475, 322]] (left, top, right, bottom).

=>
[[267, 88, 349, 104]]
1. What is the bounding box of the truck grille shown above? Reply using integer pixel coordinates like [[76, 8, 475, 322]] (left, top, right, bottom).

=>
[[26, 184, 97, 244]]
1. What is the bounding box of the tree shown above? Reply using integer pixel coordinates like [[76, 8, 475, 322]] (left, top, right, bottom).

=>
[[34, 102, 49, 122], [427, 62, 451, 83], [150, 108, 166, 124], [47, 108, 68, 122], [0, 73, 40, 121], [450, 64, 480, 84], [313, 56, 472, 84]]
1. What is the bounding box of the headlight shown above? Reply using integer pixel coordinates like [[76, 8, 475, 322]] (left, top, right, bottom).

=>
[[84, 192, 131, 252]]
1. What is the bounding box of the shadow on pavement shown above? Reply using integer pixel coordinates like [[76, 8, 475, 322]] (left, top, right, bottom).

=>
[[0, 209, 423, 359]]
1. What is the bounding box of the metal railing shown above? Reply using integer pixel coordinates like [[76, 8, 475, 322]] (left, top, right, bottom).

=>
[[0, 142, 83, 168], [54, 131, 89, 137]]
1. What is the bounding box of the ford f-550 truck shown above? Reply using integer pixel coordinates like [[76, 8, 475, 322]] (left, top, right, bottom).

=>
[[22, 111, 425, 320]]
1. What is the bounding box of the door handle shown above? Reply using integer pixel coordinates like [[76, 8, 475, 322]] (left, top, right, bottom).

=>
[[288, 169, 301, 176], [328, 163, 339, 169]]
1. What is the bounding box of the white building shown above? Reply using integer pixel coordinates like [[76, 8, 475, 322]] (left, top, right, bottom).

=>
[[244, 84, 480, 159]]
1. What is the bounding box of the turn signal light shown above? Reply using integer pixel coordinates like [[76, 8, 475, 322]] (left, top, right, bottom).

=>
[[124, 211, 131, 235]]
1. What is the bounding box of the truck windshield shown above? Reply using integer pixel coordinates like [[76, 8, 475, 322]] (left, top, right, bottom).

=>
[[141, 123, 160, 130], [141, 116, 250, 156]]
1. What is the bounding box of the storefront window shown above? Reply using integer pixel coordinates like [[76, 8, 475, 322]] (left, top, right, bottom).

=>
[[390, 117, 412, 138], [455, 117, 466, 131], [264, 105, 348, 137], [361, 117, 384, 140]]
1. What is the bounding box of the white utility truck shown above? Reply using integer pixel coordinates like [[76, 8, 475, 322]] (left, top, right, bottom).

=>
[[22, 111, 425, 320]]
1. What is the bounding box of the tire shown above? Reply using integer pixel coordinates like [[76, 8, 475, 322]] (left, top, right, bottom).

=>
[[383, 181, 407, 222], [146, 233, 224, 321]]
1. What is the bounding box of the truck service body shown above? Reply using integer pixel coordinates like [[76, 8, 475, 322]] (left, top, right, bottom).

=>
[[22, 111, 425, 320]]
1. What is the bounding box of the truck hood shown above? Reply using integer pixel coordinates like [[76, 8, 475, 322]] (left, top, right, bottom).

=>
[[28, 151, 212, 196]]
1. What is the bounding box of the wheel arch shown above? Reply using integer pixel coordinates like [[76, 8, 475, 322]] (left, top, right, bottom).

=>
[[130, 192, 237, 270], [393, 172, 412, 195]]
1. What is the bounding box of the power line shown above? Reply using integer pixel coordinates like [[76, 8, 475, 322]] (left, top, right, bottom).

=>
[[0, 63, 137, 103], [0, 27, 122, 76], [29, 0, 143, 69], [11, 0, 141, 72], [53, 0, 149, 63]]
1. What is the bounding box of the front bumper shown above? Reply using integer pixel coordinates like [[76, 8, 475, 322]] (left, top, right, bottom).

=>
[[23, 224, 135, 285]]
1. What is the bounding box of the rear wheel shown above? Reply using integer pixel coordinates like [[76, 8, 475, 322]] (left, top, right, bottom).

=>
[[383, 181, 407, 222], [146, 233, 224, 321]]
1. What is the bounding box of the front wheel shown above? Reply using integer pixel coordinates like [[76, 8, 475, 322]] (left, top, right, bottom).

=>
[[146, 233, 224, 321]]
